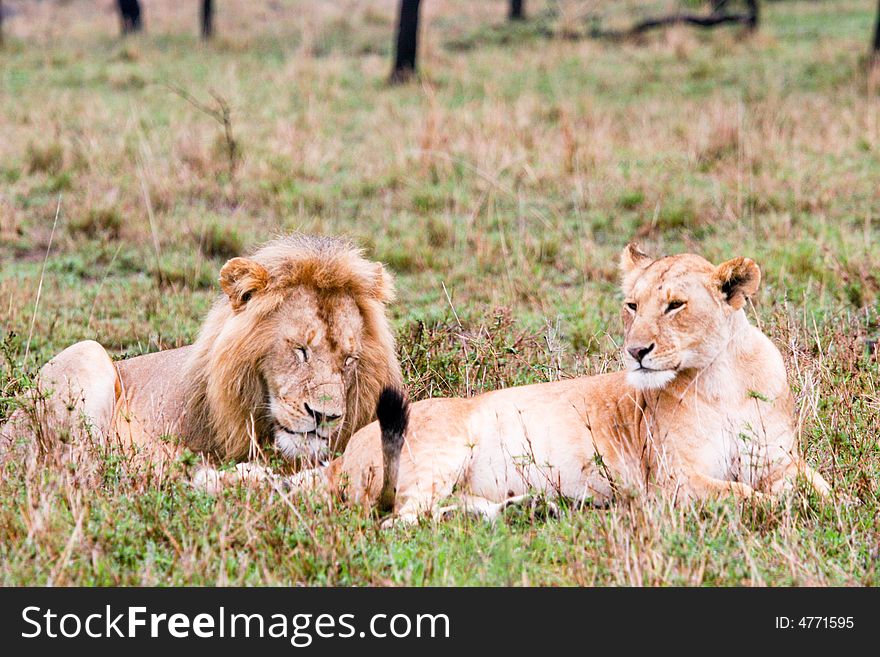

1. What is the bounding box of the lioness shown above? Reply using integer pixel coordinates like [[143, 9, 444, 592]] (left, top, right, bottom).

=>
[[312, 244, 835, 523], [1, 235, 402, 468]]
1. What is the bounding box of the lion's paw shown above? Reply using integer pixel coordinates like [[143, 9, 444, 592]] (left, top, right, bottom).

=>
[[190, 466, 224, 495]]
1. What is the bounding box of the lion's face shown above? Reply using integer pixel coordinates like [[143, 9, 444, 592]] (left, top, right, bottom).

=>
[[259, 288, 363, 463], [185, 236, 401, 465], [619, 244, 761, 390], [212, 252, 388, 465]]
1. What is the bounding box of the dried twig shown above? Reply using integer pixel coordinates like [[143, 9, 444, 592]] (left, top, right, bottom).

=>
[[24, 197, 61, 365], [165, 83, 239, 195]]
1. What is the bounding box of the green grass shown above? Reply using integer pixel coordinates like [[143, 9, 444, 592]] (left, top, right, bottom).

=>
[[1, 0, 879, 585]]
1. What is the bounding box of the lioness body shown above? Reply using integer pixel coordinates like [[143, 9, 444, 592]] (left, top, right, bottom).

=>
[[318, 245, 833, 522], [334, 375, 637, 518], [2, 235, 402, 467]]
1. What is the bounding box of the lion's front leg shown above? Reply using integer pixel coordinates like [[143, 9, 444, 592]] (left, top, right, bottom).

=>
[[191, 461, 337, 496], [685, 472, 771, 504], [436, 494, 561, 522], [770, 459, 858, 505], [190, 462, 281, 494], [283, 465, 330, 493], [767, 458, 831, 498]]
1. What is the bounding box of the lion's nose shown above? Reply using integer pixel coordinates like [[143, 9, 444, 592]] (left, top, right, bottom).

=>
[[304, 402, 342, 426], [627, 343, 655, 363]]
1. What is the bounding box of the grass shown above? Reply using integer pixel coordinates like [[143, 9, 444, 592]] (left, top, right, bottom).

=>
[[1, 0, 879, 585]]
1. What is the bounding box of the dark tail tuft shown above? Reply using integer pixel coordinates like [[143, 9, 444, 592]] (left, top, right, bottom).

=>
[[377, 386, 409, 514]]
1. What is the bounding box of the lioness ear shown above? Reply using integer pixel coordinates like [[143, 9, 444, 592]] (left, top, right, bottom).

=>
[[219, 257, 270, 311], [713, 257, 761, 310], [370, 262, 396, 303], [620, 243, 652, 276]]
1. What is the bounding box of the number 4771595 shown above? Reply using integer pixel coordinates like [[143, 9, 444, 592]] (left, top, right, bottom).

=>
[[775, 617, 854, 629]]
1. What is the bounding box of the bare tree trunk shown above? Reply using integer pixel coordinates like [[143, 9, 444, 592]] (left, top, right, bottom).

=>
[[873, 0, 880, 58], [117, 0, 143, 35], [201, 0, 214, 40], [390, 0, 422, 84], [745, 0, 759, 31], [509, 0, 525, 21]]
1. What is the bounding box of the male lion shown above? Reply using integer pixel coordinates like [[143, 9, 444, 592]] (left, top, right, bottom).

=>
[[1, 235, 402, 470], [305, 244, 835, 523]]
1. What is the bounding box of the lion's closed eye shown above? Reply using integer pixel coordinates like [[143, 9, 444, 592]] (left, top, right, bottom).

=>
[[294, 346, 309, 363]]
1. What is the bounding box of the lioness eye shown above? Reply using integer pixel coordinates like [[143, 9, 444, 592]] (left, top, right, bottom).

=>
[[344, 355, 358, 368], [625, 302, 637, 312], [666, 300, 685, 313], [295, 347, 308, 363]]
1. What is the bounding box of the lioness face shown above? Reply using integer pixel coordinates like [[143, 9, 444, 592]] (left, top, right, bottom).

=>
[[619, 244, 760, 391], [261, 288, 363, 463]]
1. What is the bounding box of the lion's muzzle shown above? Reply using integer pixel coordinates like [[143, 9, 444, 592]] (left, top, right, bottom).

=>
[[273, 425, 330, 464]]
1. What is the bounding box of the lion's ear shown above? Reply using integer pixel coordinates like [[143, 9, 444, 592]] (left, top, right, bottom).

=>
[[370, 262, 396, 303], [219, 257, 270, 311], [713, 257, 761, 310], [620, 243, 652, 276]]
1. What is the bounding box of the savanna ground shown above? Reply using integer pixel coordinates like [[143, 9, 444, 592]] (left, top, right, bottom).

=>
[[1, 0, 879, 585]]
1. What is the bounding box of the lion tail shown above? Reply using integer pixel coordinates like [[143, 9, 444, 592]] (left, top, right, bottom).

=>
[[376, 386, 409, 514]]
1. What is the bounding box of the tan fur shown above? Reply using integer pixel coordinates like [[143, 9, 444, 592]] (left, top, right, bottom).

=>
[[2, 235, 402, 467], [310, 245, 834, 523]]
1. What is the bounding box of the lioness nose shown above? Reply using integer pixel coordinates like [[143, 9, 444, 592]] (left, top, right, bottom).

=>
[[627, 343, 655, 363], [305, 402, 342, 426]]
